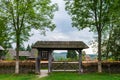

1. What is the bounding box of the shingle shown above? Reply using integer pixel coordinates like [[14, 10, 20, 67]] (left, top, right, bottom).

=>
[[0, 46, 4, 50], [32, 41, 89, 49]]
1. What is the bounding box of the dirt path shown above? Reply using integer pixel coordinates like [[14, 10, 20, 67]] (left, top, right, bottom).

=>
[[39, 70, 48, 78]]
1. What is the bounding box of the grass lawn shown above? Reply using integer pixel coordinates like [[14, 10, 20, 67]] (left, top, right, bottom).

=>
[[0, 72, 120, 80], [41, 72, 120, 80], [0, 74, 37, 80]]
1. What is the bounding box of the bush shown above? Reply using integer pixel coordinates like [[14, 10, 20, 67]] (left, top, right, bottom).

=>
[[0, 61, 35, 74], [5, 53, 13, 60]]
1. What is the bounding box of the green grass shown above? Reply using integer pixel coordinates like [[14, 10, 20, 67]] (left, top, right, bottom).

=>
[[41, 72, 120, 80], [0, 74, 37, 80], [0, 72, 120, 80]]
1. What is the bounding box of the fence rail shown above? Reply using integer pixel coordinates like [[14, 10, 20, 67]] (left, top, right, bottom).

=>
[[0, 61, 120, 73]]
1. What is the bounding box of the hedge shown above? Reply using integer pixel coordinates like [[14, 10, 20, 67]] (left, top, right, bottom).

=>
[[0, 61, 120, 74]]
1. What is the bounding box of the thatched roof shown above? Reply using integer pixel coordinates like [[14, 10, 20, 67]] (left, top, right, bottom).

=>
[[7, 48, 36, 58], [0, 46, 4, 51], [8, 49, 30, 57], [29, 49, 37, 58], [32, 41, 89, 50]]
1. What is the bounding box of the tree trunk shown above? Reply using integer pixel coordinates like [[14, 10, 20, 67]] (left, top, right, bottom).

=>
[[15, 33, 20, 74], [98, 30, 102, 73], [15, 0, 20, 74], [97, 0, 102, 73]]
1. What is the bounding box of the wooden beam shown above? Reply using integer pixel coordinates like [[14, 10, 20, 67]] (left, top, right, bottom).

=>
[[77, 50, 83, 73], [35, 50, 41, 74], [48, 50, 53, 73]]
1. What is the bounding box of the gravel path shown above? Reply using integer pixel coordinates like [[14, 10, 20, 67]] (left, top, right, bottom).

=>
[[39, 70, 48, 78]]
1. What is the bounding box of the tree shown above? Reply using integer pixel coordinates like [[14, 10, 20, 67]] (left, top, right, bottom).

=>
[[82, 51, 86, 61], [0, 0, 57, 74], [102, 26, 120, 61], [0, 15, 11, 59], [101, 1, 120, 61], [19, 44, 26, 51], [26, 44, 31, 52], [67, 50, 77, 59], [65, 0, 116, 72], [108, 27, 120, 60], [0, 16, 10, 47]]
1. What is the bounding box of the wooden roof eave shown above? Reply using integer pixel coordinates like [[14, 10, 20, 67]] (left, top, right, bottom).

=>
[[32, 41, 89, 50]]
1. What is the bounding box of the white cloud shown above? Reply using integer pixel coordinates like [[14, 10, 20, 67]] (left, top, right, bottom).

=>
[[23, 0, 95, 54], [25, 27, 94, 44]]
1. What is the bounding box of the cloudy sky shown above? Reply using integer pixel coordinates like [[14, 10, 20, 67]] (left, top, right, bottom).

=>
[[25, 0, 95, 54]]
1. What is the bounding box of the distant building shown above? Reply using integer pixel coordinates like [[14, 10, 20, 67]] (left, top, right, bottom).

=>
[[0, 45, 4, 51], [85, 54, 91, 61], [7, 48, 36, 60], [0, 45, 4, 60], [85, 54, 97, 61]]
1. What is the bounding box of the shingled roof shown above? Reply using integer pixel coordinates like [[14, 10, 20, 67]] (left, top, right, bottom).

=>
[[0, 46, 4, 51], [32, 41, 89, 50], [7, 48, 36, 59], [8, 49, 30, 57]]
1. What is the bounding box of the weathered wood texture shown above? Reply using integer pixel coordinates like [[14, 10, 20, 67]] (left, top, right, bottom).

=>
[[33, 41, 89, 74], [77, 50, 83, 73], [48, 51, 53, 73], [32, 41, 88, 50], [35, 50, 41, 74], [0, 61, 120, 73]]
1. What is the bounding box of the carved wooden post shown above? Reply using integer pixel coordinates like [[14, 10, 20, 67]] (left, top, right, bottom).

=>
[[35, 50, 41, 74], [48, 50, 53, 73], [77, 50, 83, 73]]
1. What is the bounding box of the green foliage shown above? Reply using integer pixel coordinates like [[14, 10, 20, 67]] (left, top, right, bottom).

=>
[[67, 50, 77, 59], [102, 26, 120, 61], [0, 0, 58, 73], [41, 72, 120, 80], [19, 56, 27, 60], [65, 0, 120, 72], [101, 0, 120, 60], [19, 44, 26, 51], [66, 58, 78, 61], [0, 74, 37, 80], [0, 15, 11, 50], [5, 52, 13, 60], [82, 51, 86, 61], [57, 57, 66, 61], [0, 0, 58, 44], [57, 58, 78, 62], [26, 44, 31, 51], [0, 73, 120, 80], [65, 0, 110, 31]]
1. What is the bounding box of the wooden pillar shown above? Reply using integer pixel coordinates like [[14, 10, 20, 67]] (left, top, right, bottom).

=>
[[77, 50, 83, 73], [48, 50, 53, 73], [35, 50, 41, 74]]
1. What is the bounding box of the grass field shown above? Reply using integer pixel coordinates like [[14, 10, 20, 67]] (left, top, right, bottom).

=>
[[0, 74, 37, 80], [0, 72, 120, 80]]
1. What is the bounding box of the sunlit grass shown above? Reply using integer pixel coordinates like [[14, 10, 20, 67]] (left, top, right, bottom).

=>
[[0, 72, 120, 80], [0, 74, 37, 80], [41, 72, 120, 80]]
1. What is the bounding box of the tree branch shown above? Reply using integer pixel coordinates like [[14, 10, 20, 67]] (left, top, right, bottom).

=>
[[17, 0, 20, 31], [99, 0, 103, 32], [93, 0, 99, 31], [19, 2, 29, 31], [9, 1, 17, 31]]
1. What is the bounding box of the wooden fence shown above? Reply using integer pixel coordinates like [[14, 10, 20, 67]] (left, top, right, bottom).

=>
[[0, 61, 120, 74]]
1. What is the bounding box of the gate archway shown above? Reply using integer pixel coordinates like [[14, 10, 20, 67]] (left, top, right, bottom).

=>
[[32, 41, 88, 74]]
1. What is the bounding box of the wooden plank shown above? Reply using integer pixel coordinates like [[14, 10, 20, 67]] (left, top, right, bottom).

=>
[[35, 50, 41, 74], [35, 57, 40, 74], [32, 41, 89, 49], [77, 50, 83, 73], [48, 51, 53, 73]]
